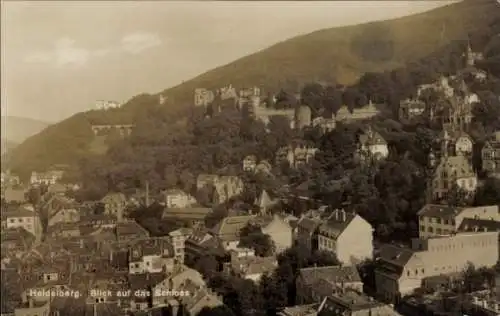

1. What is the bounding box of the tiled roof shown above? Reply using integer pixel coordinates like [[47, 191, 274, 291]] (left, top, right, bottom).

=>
[[2, 187, 26, 202], [458, 218, 500, 232], [162, 207, 212, 220], [128, 272, 166, 292], [281, 304, 319, 316], [210, 215, 256, 242], [318, 211, 356, 239], [297, 217, 322, 232], [299, 265, 361, 287], [435, 156, 475, 178], [129, 238, 175, 260], [1, 204, 36, 219], [418, 204, 499, 219], [377, 244, 415, 269], [232, 256, 277, 276], [417, 204, 461, 217], [116, 220, 149, 236], [358, 128, 387, 146]]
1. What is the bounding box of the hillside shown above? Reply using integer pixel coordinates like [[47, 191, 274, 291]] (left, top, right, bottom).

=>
[[6, 0, 500, 176]]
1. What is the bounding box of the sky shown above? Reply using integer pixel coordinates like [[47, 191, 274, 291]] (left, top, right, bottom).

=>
[[1, 1, 457, 123]]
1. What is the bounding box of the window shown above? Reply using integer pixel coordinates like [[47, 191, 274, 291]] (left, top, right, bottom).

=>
[[9, 219, 14, 223], [420, 225, 425, 232], [428, 227, 434, 233], [407, 270, 410, 277], [18, 218, 23, 223], [421, 269, 424, 274], [437, 218, 441, 224], [436, 228, 442, 234]]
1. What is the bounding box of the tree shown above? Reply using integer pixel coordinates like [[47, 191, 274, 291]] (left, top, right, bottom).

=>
[[197, 184, 216, 207], [447, 183, 470, 207], [239, 223, 275, 256], [474, 178, 500, 205], [300, 83, 325, 114]]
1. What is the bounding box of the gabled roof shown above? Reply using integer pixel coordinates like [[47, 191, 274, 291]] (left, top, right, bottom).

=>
[[162, 207, 212, 220], [417, 204, 461, 217], [297, 217, 322, 232], [232, 256, 277, 275], [210, 215, 256, 242], [299, 265, 361, 287], [458, 218, 500, 232], [377, 244, 415, 268], [318, 211, 357, 239]]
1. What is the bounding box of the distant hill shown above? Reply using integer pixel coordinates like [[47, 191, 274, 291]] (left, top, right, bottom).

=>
[[1, 116, 51, 144], [5, 0, 500, 176], [1, 139, 18, 156]]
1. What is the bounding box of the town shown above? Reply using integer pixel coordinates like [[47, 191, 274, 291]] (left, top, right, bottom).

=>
[[1, 34, 500, 316], [2, 1, 500, 315]]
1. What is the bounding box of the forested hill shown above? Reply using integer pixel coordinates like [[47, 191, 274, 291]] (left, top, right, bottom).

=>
[[5, 0, 500, 177]]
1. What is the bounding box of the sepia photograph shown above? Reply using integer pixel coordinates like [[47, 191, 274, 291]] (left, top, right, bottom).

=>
[[1, 0, 500, 315]]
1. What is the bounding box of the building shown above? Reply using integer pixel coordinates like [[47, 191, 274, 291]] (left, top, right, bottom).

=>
[[224, 249, 277, 282], [163, 189, 197, 208], [399, 99, 426, 122], [417, 76, 454, 99], [1, 205, 42, 241], [296, 265, 363, 304], [101, 192, 127, 221], [311, 113, 336, 134], [417, 204, 500, 238], [168, 228, 192, 263], [356, 127, 389, 162], [254, 189, 279, 216], [317, 209, 373, 265], [242, 155, 257, 172], [318, 292, 403, 316], [276, 144, 318, 169], [162, 207, 213, 226], [115, 220, 150, 244], [194, 88, 215, 107], [296, 216, 322, 255], [261, 214, 293, 253], [466, 41, 484, 67], [375, 231, 499, 302], [335, 101, 381, 122], [96, 100, 122, 110], [196, 174, 244, 204], [30, 170, 64, 185], [2, 186, 27, 203], [210, 215, 256, 250], [1, 170, 20, 187], [431, 155, 477, 201], [296, 105, 312, 129], [128, 238, 176, 274], [482, 131, 500, 178]]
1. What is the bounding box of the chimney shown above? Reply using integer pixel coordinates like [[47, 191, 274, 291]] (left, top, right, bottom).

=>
[[145, 181, 150, 207], [29, 298, 34, 308], [341, 209, 346, 222], [80, 239, 84, 249]]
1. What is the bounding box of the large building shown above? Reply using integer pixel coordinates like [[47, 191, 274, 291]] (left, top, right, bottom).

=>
[[317, 209, 373, 265], [417, 204, 500, 238], [375, 231, 499, 302], [335, 101, 381, 122], [1, 205, 43, 241], [431, 155, 477, 201], [276, 144, 318, 169], [482, 131, 500, 178], [356, 126, 389, 162]]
